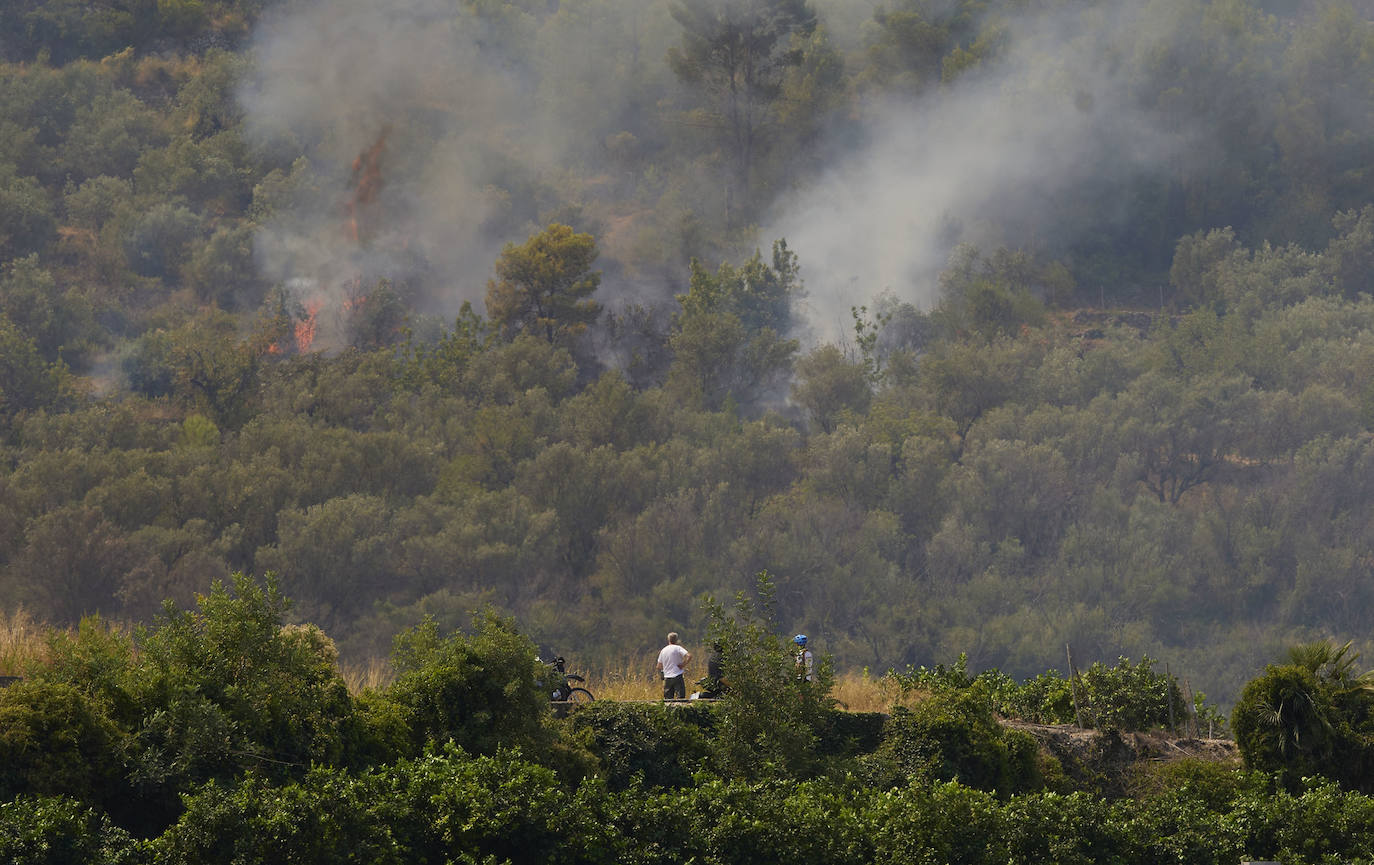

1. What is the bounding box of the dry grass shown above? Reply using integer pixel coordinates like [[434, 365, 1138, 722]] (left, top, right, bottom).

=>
[[582, 654, 661, 702], [831, 668, 912, 713], [340, 657, 395, 694], [581, 661, 921, 711], [0, 608, 47, 675]]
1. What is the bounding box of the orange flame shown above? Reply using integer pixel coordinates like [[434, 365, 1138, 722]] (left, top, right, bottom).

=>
[[295, 300, 322, 353]]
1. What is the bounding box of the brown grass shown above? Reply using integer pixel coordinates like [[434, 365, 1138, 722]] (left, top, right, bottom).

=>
[[0, 608, 46, 676], [581, 662, 920, 711], [340, 657, 395, 695], [831, 669, 912, 713], [582, 654, 661, 702]]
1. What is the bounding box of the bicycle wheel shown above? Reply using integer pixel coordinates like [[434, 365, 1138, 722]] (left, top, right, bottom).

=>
[[567, 687, 594, 703]]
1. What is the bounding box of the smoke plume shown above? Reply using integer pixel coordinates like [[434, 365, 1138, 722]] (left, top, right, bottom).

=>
[[239, 0, 1261, 348], [767, 1, 1203, 341], [238, 0, 677, 347]]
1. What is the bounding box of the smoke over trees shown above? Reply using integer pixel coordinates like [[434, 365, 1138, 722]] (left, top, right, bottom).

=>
[[6, 0, 1374, 711], [668, 0, 822, 223]]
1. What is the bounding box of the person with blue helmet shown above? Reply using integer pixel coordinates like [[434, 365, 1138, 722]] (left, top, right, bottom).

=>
[[793, 634, 814, 682]]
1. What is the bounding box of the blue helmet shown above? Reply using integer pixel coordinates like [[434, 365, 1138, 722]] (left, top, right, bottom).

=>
[[793, 634, 808, 646]]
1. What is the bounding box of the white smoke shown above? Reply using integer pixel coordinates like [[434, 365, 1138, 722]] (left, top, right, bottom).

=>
[[237, 0, 669, 341], [767, 1, 1201, 342], [238, 0, 1242, 348]]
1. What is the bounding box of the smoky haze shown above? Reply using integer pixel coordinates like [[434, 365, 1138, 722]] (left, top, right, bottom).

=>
[[238, 0, 678, 347], [769, 1, 1206, 342], [239, 0, 1254, 348]]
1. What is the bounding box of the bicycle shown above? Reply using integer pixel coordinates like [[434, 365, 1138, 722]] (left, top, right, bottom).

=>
[[546, 656, 594, 702]]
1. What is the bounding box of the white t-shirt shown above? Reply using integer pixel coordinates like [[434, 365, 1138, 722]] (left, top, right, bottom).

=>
[[658, 644, 690, 677], [798, 649, 814, 681]]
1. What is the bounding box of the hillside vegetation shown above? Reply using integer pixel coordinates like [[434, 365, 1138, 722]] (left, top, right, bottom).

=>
[[3, 0, 1374, 710]]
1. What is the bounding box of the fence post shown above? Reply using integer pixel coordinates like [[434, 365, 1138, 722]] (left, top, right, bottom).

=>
[[1067, 644, 1084, 729], [1167, 662, 1176, 734]]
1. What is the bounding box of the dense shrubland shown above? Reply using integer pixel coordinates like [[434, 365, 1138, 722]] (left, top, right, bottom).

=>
[[4, 578, 1374, 863], [10, 0, 1374, 856], [5, 0, 1374, 721]]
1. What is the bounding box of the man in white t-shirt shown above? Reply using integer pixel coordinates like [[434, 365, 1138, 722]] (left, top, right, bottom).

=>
[[656, 632, 691, 700]]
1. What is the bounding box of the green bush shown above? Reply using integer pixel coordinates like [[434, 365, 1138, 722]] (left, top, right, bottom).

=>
[[1113, 785, 1244, 865], [702, 573, 836, 780], [152, 770, 401, 865], [0, 680, 126, 807], [1127, 757, 1257, 814], [1001, 791, 1122, 865], [638, 776, 872, 865], [567, 701, 710, 790], [1228, 778, 1374, 865], [1077, 656, 1188, 733], [0, 796, 143, 865], [119, 575, 359, 833], [996, 671, 1076, 725], [1230, 661, 1374, 791], [381, 611, 552, 758], [863, 687, 1043, 795], [865, 781, 1006, 865], [889, 655, 1193, 732], [131, 574, 356, 766], [382, 742, 621, 865]]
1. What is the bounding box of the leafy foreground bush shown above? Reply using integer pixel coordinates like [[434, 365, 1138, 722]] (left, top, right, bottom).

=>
[[0, 574, 593, 837], [861, 688, 1043, 794], [9, 749, 1367, 865], [887, 653, 1215, 734], [0, 796, 139, 865], [1232, 640, 1374, 793]]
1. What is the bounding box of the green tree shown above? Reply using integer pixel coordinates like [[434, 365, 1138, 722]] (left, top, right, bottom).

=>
[[932, 245, 1054, 339], [136, 310, 260, 426], [667, 307, 796, 411], [255, 493, 410, 629], [121, 201, 203, 282], [668, 0, 819, 217], [381, 612, 553, 759], [10, 506, 133, 623], [485, 223, 601, 346], [184, 223, 267, 310], [792, 344, 871, 433], [126, 574, 358, 833], [1112, 371, 1257, 504], [1232, 641, 1374, 792], [862, 687, 1041, 794], [0, 171, 56, 261], [667, 242, 802, 411], [681, 239, 803, 332], [703, 572, 835, 780], [859, 0, 986, 93], [0, 795, 139, 865], [0, 681, 126, 806], [0, 312, 68, 424], [0, 255, 99, 366]]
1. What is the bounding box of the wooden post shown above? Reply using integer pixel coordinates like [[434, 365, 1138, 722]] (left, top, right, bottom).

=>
[[1184, 677, 1197, 738], [1067, 644, 1084, 729], [1166, 663, 1176, 734]]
